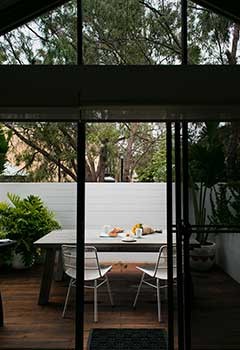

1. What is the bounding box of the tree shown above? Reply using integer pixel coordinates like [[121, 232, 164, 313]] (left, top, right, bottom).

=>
[[0, 1, 77, 64], [1, 1, 239, 66], [4, 122, 77, 181], [136, 134, 168, 182], [4, 121, 165, 182], [189, 122, 225, 244]]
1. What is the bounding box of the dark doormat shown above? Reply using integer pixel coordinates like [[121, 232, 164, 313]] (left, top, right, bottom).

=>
[[87, 328, 167, 350]]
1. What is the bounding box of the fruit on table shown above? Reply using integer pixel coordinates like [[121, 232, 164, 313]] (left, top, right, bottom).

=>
[[108, 227, 123, 237], [132, 223, 143, 234]]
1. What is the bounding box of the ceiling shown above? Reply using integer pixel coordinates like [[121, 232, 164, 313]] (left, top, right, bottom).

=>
[[0, 0, 240, 36], [192, 0, 240, 24], [0, 0, 69, 35]]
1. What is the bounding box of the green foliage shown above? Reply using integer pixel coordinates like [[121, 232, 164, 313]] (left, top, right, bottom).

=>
[[83, 0, 151, 64], [209, 183, 240, 226], [0, 1, 239, 183], [0, 193, 61, 266], [38, 1, 77, 64], [189, 144, 225, 189], [86, 122, 121, 176], [1, 0, 236, 66], [10, 122, 77, 182], [188, 2, 232, 64], [189, 122, 225, 188], [189, 122, 225, 244], [137, 135, 168, 182], [4, 121, 165, 182]]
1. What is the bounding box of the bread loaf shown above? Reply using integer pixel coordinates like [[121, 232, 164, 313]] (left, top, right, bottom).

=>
[[142, 226, 154, 235]]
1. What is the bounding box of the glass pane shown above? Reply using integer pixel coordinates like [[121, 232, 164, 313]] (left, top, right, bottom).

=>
[[188, 1, 240, 65], [0, 0, 77, 65], [189, 121, 240, 349], [0, 121, 77, 182], [0, 119, 77, 348], [83, 0, 181, 65], [85, 121, 166, 182], [84, 120, 175, 349]]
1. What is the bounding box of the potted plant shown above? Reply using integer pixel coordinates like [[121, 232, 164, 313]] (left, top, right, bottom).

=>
[[0, 193, 60, 269], [189, 122, 225, 271]]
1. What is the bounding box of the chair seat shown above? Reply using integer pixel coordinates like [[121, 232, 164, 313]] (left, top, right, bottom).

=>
[[137, 265, 177, 280], [65, 265, 112, 281], [65, 267, 76, 279], [85, 265, 112, 281]]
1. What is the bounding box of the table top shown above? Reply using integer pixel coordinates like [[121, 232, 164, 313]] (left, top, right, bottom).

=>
[[34, 229, 171, 252]]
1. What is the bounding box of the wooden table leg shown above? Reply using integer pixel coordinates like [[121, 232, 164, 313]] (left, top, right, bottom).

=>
[[38, 248, 56, 305], [54, 249, 64, 281], [0, 291, 3, 327]]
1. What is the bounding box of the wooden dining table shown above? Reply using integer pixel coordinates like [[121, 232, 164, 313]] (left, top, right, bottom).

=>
[[34, 228, 170, 305]]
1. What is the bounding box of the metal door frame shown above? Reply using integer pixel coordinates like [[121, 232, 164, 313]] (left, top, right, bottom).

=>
[[166, 121, 191, 350]]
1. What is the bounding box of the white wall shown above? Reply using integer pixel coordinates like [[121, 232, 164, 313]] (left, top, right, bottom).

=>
[[0, 183, 175, 262], [216, 234, 240, 283], [0, 182, 173, 229]]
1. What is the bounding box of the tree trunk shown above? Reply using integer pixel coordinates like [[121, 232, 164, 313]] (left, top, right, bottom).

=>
[[123, 123, 139, 181], [96, 140, 108, 182], [226, 23, 240, 65]]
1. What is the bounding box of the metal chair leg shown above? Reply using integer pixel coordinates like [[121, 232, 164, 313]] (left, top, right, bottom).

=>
[[94, 280, 98, 322], [62, 278, 73, 318], [106, 275, 114, 306], [133, 273, 145, 308], [156, 278, 161, 322]]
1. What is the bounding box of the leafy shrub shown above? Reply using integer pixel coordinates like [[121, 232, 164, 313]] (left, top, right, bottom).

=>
[[0, 193, 61, 266], [209, 183, 240, 226]]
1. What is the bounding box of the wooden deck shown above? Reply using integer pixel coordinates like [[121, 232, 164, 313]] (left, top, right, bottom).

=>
[[0, 263, 240, 349]]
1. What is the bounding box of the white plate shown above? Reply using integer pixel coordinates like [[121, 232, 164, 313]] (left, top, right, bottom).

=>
[[118, 232, 125, 238], [99, 232, 116, 238], [121, 238, 136, 242]]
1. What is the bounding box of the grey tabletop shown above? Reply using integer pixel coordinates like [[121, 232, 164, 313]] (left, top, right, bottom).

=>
[[34, 229, 171, 252]]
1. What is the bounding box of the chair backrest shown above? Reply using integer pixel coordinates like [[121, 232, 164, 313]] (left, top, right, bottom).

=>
[[85, 245, 102, 277], [62, 245, 77, 272], [61, 245, 102, 276], [153, 244, 177, 277]]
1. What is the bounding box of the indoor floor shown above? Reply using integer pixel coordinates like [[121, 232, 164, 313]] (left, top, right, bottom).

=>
[[0, 263, 239, 349]]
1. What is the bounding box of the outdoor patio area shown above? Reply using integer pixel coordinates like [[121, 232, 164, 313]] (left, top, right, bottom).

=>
[[1, 263, 240, 350]]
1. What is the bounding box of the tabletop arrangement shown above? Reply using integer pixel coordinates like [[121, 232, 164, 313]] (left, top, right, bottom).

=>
[[100, 223, 162, 242]]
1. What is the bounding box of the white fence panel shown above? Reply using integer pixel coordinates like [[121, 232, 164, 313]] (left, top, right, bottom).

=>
[[85, 183, 171, 230], [0, 183, 174, 230]]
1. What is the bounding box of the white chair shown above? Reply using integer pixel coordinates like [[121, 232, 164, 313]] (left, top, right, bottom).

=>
[[61, 245, 114, 322], [133, 244, 177, 322]]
